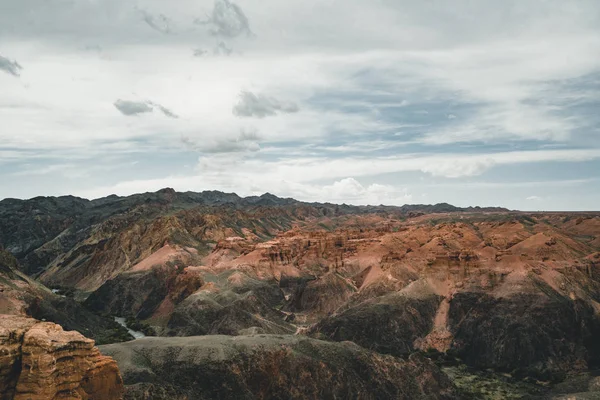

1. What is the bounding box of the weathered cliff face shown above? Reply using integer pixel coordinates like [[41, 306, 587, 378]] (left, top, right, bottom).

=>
[[84, 262, 205, 323], [100, 334, 459, 400], [446, 274, 600, 381], [80, 211, 600, 380], [0, 249, 132, 344], [0, 315, 124, 400], [310, 281, 442, 357], [165, 269, 293, 336], [0, 190, 506, 293], [300, 216, 600, 379]]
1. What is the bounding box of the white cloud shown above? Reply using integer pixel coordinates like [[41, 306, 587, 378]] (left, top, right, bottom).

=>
[[182, 128, 260, 153], [196, 0, 253, 38], [232, 91, 299, 118], [69, 148, 600, 203], [526, 195, 542, 201], [113, 99, 178, 118], [420, 158, 495, 178], [138, 8, 173, 35]]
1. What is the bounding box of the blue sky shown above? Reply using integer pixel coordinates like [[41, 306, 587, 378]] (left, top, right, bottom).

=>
[[1, 0, 599, 210]]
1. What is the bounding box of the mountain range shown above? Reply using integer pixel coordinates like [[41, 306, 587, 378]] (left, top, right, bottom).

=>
[[1, 188, 599, 399]]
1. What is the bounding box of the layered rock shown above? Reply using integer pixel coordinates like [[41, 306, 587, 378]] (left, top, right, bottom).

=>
[[447, 282, 600, 380], [310, 281, 442, 356], [4, 190, 600, 386], [0, 248, 132, 344], [100, 334, 458, 400], [0, 315, 124, 399], [0, 189, 508, 292], [84, 262, 204, 324], [78, 212, 600, 381], [165, 270, 293, 336]]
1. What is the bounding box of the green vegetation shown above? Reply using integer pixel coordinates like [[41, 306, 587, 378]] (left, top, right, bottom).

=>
[[442, 365, 548, 399], [125, 316, 157, 336]]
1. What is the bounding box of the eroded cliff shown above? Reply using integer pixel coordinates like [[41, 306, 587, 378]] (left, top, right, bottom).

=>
[[0, 315, 124, 400]]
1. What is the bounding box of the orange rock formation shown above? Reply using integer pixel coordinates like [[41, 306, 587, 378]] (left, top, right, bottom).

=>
[[0, 315, 123, 400]]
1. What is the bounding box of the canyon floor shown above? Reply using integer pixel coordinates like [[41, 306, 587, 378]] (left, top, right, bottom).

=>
[[1, 189, 599, 399]]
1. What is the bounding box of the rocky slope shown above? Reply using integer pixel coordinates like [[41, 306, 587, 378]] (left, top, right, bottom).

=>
[[0, 247, 132, 344], [100, 334, 458, 400], [0, 315, 123, 399], [90, 211, 600, 380], [2, 188, 600, 396], [0, 189, 507, 292]]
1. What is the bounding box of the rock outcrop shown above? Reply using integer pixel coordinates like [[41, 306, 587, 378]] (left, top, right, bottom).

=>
[[0, 315, 124, 399], [165, 270, 293, 336], [84, 262, 204, 323], [0, 248, 132, 344], [100, 334, 458, 400], [310, 281, 442, 357]]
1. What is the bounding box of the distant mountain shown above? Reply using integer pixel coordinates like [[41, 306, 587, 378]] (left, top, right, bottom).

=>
[[0, 188, 509, 289]]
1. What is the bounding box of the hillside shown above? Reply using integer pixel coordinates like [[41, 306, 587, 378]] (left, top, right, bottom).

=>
[[1, 189, 599, 398]]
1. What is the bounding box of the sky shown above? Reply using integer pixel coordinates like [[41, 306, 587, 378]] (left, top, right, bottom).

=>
[[1, 0, 600, 210]]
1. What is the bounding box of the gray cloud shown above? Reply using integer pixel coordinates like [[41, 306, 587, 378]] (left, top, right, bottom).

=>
[[114, 100, 153, 116], [148, 102, 179, 118], [193, 42, 233, 57], [0, 54, 23, 77], [196, 0, 252, 38], [214, 41, 233, 55], [114, 100, 178, 118], [138, 9, 172, 34], [83, 44, 103, 52], [182, 129, 260, 153], [233, 91, 299, 118]]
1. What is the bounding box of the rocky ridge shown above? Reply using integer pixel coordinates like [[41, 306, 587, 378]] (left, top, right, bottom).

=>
[[100, 334, 458, 400], [0, 189, 507, 292], [0, 247, 132, 344], [0, 314, 123, 399]]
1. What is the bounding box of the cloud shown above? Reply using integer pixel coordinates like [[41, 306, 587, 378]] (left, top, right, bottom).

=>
[[233, 91, 300, 118], [114, 100, 178, 118], [83, 44, 102, 52], [182, 129, 260, 153], [214, 41, 233, 56], [193, 42, 233, 57], [113, 100, 153, 116], [526, 195, 543, 201], [147, 102, 179, 118], [0, 54, 23, 77], [320, 178, 412, 204], [196, 0, 252, 38], [138, 9, 172, 34], [420, 158, 496, 178]]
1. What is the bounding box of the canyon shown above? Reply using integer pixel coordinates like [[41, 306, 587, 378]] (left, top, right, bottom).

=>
[[1, 189, 599, 399]]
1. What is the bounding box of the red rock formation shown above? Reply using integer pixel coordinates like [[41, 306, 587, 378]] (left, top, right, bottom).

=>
[[0, 315, 123, 400]]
